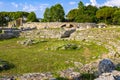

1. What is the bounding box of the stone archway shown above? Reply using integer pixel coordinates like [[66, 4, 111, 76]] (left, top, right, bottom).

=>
[[60, 23, 74, 28]]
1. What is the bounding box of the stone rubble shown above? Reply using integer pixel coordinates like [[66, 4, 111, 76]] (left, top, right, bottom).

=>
[[0, 72, 56, 80], [98, 59, 115, 75], [95, 70, 120, 80], [17, 39, 34, 46], [59, 68, 81, 80]]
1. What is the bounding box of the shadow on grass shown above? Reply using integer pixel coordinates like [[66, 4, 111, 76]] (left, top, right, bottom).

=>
[[80, 73, 95, 80], [0, 60, 15, 72], [115, 63, 120, 71], [56, 77, 68, 80]]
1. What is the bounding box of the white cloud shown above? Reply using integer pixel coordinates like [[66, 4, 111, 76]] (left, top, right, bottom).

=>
[[23, 4, 37, 11], [11, 2, 18, 8], [86, 0, 99, 7], [69, 1, 76, 5], [103, 0, 120, 7], [85, 3, 90, 6], [21, 3, 49, 12], [39, 4, 49, 11], [90, 0, 97, 6]]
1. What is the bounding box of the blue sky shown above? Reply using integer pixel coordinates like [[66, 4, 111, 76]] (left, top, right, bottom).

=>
[[0, 0, 120, 18]]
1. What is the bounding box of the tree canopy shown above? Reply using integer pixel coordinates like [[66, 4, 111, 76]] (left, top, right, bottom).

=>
[[43, 3, 65, 22], [27, 12, 38, 22], [67, 1, 98, 23], [96, 7, 115, 24], [66, 1, 120, 25], [1, 1, 120, 26], [0, 11, 29, 26]]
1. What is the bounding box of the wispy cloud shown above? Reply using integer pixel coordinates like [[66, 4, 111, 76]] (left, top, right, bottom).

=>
[[39, 4, 49, 11], [69, 1, 76, 5], [103, 0, 120, 7], [22, 4, 37, 11], [88, 0, 120, 7], [11, 2, 18, 8], [20, 3, 49, 12], [90, 0, 97, 6], [85, 0, 99, 7]]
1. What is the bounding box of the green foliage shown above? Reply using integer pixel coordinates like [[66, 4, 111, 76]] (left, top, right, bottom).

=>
[[27, 12, 38, 22], [81, 73, 95, 80], [66, 9, 78, 21], [78, 1, 85, 10], [115, 65, 120, 71], [44, 8, 51, 22], [96, 7, 115, 24], [43, 4, 65, 22], [113, 10, 120, 25], [67, 1, 98, 23], [0, 11, 29, 26], [75, 14, 93, 22], [66, 1, 120, 24]]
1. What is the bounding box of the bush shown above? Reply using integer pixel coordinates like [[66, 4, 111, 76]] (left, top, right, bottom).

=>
[[115, 64, 120, 71], [115, 66, 120, 71], [81, 73, 95, 80]]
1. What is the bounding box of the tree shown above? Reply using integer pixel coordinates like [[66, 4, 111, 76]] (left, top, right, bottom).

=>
[[43, 8, 51, 22], [85, 5, 98, 16], [113, 10, 120, 25], [49, 5, 56, 22], [53, 4, 65, 22], [66, 9, 78, 21], [75, 14, 93, 22], [96, 7, 115, 24], [78, 1, 85, 10], [84, 5, 98, 22], [27, 12, 38, 22], [43, 3, 65, 22]]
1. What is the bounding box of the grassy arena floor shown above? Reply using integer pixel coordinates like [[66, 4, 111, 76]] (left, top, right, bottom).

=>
[[0, 38, 108, 76]]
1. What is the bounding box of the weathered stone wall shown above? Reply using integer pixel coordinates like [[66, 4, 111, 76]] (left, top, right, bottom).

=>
[[8, 18, 23, 28], [20, 29, 64, 39], [21, 22, 97, 30], [0, 28, 20, 39]]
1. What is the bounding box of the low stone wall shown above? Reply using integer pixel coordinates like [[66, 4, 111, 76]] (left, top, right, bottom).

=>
[[20, 29, 64, 39], [21, 22, 97, 30], [0, 28, 21, 39]]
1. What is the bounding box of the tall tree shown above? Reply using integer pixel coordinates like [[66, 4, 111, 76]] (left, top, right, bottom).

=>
[[54, 4, 65, 22], [27, 12, 38, 22], [96, 7, 115, 24], [43, 3, 65, 22], [78, 1, 85, 10], [75, 2, 98, 22], [113, 10, 120, 25], [44, 8, 51, 22], [84, 5, 98, 22], [66, 9, 78, 21]]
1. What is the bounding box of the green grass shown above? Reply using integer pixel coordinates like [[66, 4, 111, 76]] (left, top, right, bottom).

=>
[[0, 38, 108, 76]]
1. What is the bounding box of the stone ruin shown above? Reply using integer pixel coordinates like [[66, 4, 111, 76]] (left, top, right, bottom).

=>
[[20, 22, 98, 30], [0, 27, 21, 39], [8, 18, 24, 28]]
